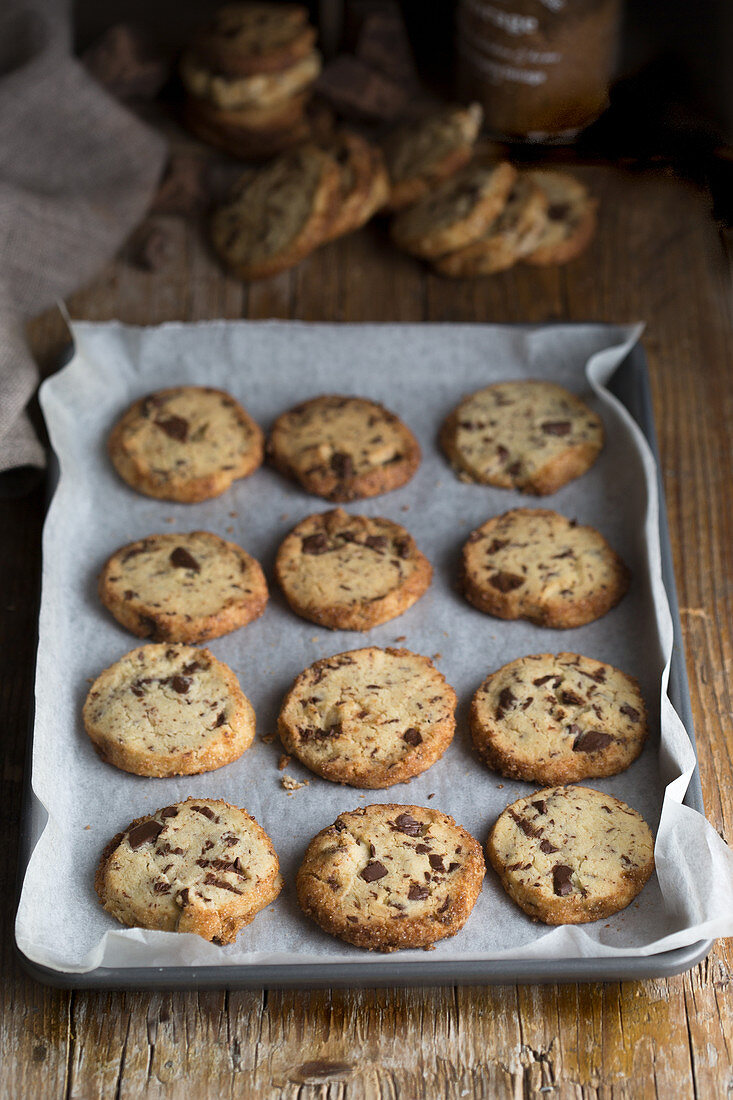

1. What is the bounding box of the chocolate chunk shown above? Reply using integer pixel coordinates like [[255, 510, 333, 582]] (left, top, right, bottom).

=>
[[170, 547, 200, 571], [437, 897, 450, 914], [552, 864, 574, 896], [547, 202, 571, 221], [489, 571, 524, 593], [507, 461, 522, 477], [330, 452, 354, 480], [402, 728, 422, 746], [508, 809, 542, 839], [533, 674, 554, 686], [495, 687, 516, 719], [428, 854, 446, 873], [360, 860, 388, 882], [572, 730, 613, 752], [190, 804, 216, 820], [365, 535, 387, 551], [541, 421, 571, 436], [169, 675, 191, 694], [302, 533, 330, 555], [567, 723, 582, 739], [333, 819, 348, 833], [214, 711, 227, 727], [221, 833, 239, 846], [395, 538, 410, 559], [159, 806, 179, 818], [393, 813, 422, 836], [204, 874, 242, 894], [127, 819, 164, 848], [177, 887, 190, 906], [408, 883, 429, 900], [560, 689, 585, 706], [182, 661, 202, 675], [155, 415, 188, 441], [327, 875, 340, 892], [620, 704, 641, 722], [540, 839, 559, 854], [496, 445, 509, 461], [531, 800, 547, 815], [487, 538, 509, 554], [153, 881, 171, 894]]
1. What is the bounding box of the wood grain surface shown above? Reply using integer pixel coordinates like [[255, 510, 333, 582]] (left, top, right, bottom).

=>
[[2, 163, 731, 1099]]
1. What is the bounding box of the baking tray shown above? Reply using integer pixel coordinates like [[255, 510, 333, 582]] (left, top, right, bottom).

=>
[[15, 336, 713, 989]]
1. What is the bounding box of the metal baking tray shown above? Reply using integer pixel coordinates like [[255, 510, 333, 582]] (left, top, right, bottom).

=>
[[15, 337, 713, 989]]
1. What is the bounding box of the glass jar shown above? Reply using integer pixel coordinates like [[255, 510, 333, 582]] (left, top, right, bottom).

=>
[[456, 0, 623, 143]]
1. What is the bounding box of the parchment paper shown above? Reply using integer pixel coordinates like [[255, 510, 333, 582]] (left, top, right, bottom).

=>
[[16, 320, 733, 973]]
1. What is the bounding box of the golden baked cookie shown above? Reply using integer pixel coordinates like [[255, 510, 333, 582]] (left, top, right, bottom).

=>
[[434, 173, 549, 277], [180, 48, 321, 110], [322, 131, 389, 242], [211, 145, 341, 280], [390, 162, 516, 260], [296, 803, 485, 950], [83, 644, 257, 777], [461, 508, 630, 628], [275, 508, 432, 630], [487, 785, 655, 924], [277, 647, 456, 788], [193, 3, 317, 77], [268, 394, 421, 501], [98, 531, 268, 643], [470, 652, 648, 785], [96, 798, 282, 944], [108, 386, 264, 503], [523, 170, 598, 266], [382, 104, 484, 211], [183, 94, 310, 161], [440, 380, 604, 495]]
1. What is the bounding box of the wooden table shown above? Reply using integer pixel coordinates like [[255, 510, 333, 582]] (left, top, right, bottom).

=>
[[2, 160, 731, 1099]]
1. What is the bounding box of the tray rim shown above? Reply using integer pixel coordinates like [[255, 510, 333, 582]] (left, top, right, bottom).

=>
[[15, 325, 713, 989]]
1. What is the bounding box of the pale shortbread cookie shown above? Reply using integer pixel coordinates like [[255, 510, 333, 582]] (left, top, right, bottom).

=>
[[180, 48, 321, 110], [278, 647, 456, 788], [275, 509, 432, 630], [322, 131, 389, 242], [268, 394, 421, 501], [211, 145, 341, 280], [95, 798, 282, 944], [83, 644, 256, 777], [390, 162, 516, 260], [296, 803, 485, 950], [461, 509, 629, 628], [108, 386, 264, 503], [98, 531, 268, 643], [470, 653, 647, 785], [440, 380, 604, 495], [524, 170, 598, 266], [487, 785, 654, 924], [434, 173, 549, 277], [194, 3, 316, 76], [382, 104, 483, 211]]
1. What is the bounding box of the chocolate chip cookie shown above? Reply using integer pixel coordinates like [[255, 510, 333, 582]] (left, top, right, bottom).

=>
[[390, 162, 516, 260], [83, 643, 257, 777], [268, 395, 421, 501], [322, 130, 389, 242], [108, 386, 264, 503], [440, 380, 604, 495], [461, 509, 629, 628], [193, 3, 317, 77], [434, 173, 549, 277], [98, 531, 268, 643], [487, 786, 655, 924], [470, 653, 648, 785], [95, 798, 282, 943], [211, 145, 341, 280], [278, 647, 456, 788], [296, 803, 485, 950], [382, 104, 484, 211], [524, 170, 598, 266], [275, 509, 432, 630], [180, 47, 321, 111]]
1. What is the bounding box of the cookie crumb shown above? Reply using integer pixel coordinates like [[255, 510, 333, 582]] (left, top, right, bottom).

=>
[[432, 652, 443, 661], [164, 516, 175, 524], [281, 774, 308, 791], [280, 513, 289, 521], [401, 505, 409, 512], [261, 732, 276, 744], [229, 512, 238, 518], [278, 754, 291, 771], [427, 793, 435, 800], [84, 825, 92, 830], [422, 943, 437, 951], [395, 635, 406, 642]]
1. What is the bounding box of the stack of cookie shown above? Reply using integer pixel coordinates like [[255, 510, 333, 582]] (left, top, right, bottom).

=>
[[180, 3, 323, 161], [210, 135, 389, 279], [379, 105, 598, 275]]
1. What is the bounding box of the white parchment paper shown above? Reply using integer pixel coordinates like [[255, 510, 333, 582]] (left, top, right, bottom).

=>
[[16, 320, 733, 974]]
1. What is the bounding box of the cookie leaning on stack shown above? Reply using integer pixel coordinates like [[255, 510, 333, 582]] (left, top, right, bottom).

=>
[[180, 3, 322, 160]]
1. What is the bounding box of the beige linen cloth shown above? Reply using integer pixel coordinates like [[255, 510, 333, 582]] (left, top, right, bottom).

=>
[[0, 1, 166, 473]]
